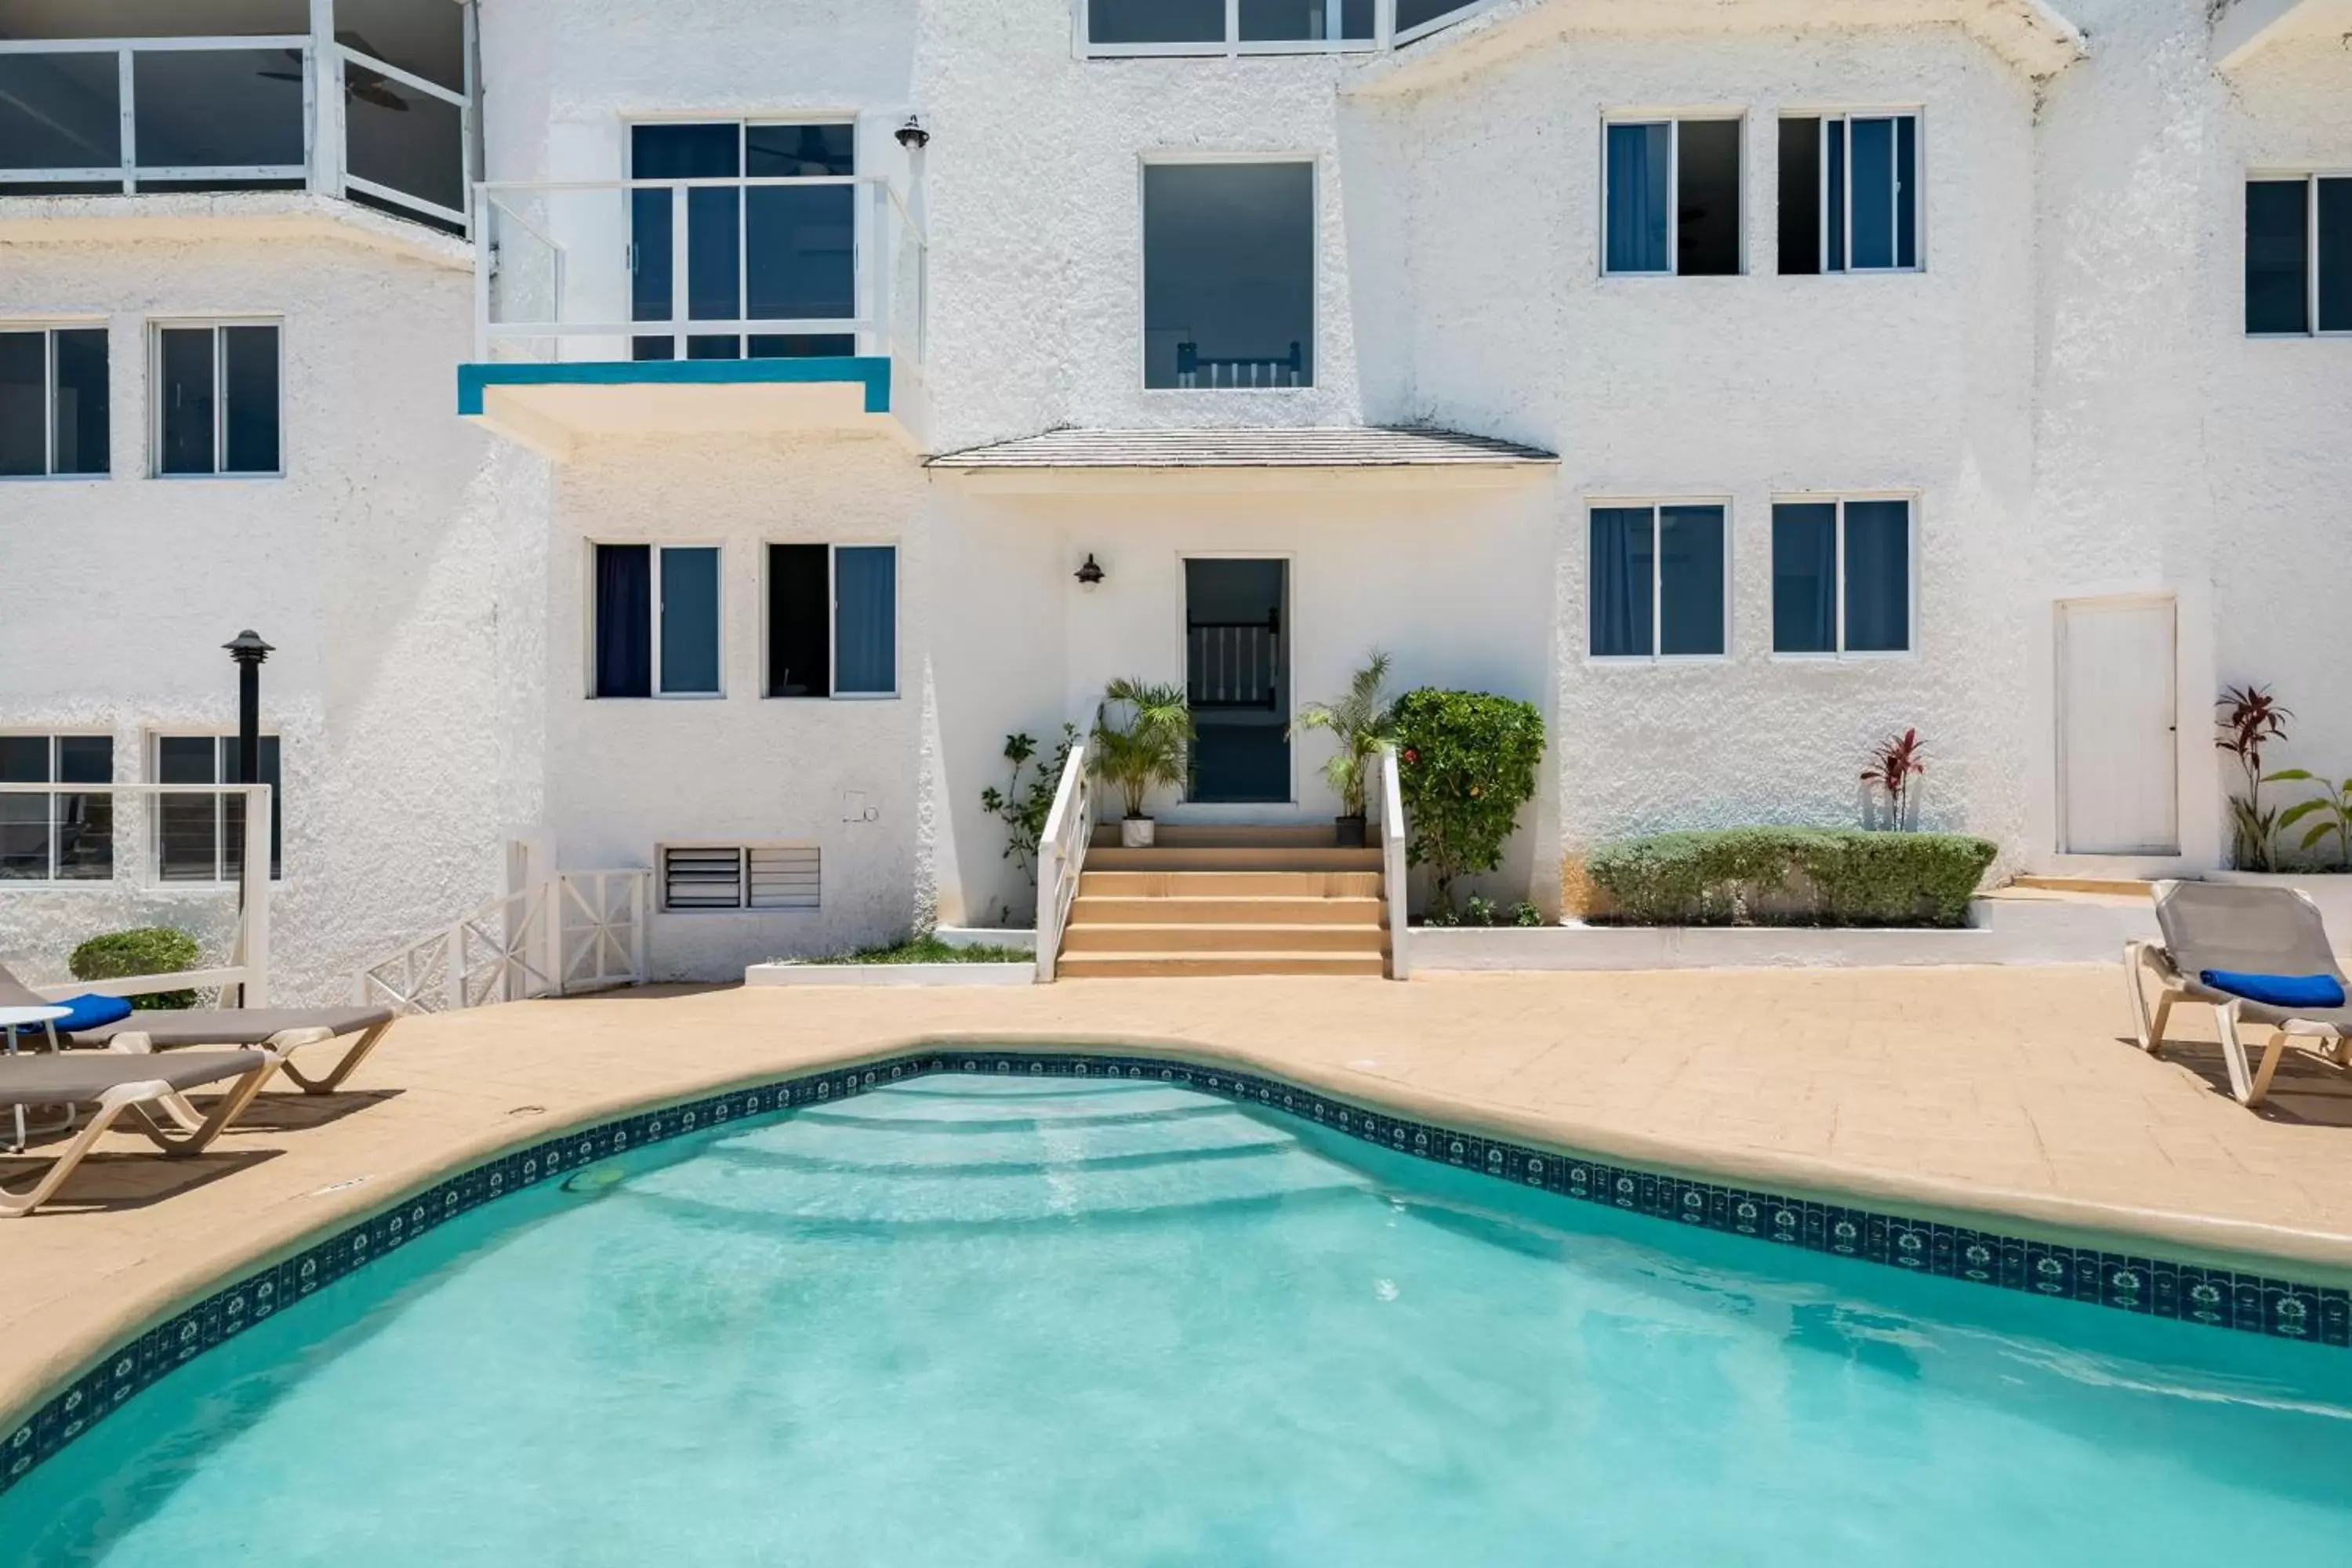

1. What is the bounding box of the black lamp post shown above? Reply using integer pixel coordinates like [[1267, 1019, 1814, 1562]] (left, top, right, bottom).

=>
[[223, 630, 274, 792]]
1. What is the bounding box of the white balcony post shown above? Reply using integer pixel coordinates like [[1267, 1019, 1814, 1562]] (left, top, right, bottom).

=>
[[116, 47, 135, 192], [869, 180, 891, 357], [308, 0, 343, 197], [240, 784, 272, 1005]]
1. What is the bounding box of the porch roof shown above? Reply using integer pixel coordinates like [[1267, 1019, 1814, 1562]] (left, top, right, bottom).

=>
[[925, 426, 1559, 471]]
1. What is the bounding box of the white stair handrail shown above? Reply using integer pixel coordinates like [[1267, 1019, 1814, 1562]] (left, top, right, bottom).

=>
[[1380, 743, 1410, 981], [1035, 735, 1093, 982]]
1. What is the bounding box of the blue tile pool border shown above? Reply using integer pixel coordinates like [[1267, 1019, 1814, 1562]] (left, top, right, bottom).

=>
[[7, 1047, 2349, 1497]]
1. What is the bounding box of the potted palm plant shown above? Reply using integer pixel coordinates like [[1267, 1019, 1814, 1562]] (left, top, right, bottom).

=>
[[1091, 678, 1192, 848], [1295, 651, 1397, 848]]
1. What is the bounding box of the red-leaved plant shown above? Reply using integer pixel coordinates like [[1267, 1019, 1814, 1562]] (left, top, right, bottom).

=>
[[2216, 684, 2291, 871], [1860, 728, 1926, 829]]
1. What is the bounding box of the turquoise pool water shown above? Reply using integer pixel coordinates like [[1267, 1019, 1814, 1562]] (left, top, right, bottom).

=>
[[7, 1075, 2352, 1564]]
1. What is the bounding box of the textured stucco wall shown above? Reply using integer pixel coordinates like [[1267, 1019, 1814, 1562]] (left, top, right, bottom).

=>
[[0, 230, 511, 1001]]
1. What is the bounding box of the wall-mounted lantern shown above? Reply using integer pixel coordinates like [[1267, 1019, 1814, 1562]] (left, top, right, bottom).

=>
[[895, 115, 930, 151], [1074, 554, 1105, 590]]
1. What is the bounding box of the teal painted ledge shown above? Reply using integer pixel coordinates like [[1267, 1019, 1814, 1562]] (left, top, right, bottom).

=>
[[457, 356, 891, 416]]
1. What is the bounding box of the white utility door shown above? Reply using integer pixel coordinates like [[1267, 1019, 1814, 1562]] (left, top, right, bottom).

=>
[[2057, 597, 2179, 855]]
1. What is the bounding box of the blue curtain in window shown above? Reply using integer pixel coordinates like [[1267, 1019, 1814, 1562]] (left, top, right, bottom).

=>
[[1771, 503, 1838, 653], [659, 546, 721, 695], [1850, 118, 1895, 270], [1895, 117, 1918, 269], [595, 544, 652, 698], [1606, 124, 1671, 274], [1843, 501, 1911, 652], [1657, 506, 1726, 656], [834, 546, 897, 695], [1588, 508, 1653, 657]]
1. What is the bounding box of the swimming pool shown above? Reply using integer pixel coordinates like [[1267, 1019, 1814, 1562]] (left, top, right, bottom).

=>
[[5, 1072, 2350, 1563]]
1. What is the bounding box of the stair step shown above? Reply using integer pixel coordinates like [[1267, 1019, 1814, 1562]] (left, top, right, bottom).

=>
[[1078, 870, 1383, 898], [1088, 824, 1359, 850], [1061, 922, 1388, 954], [1056, 951, 1390, 978], [1086, 846, 1383, 873], [1069, 895, 1386, 925], [2011, 875, 2156, 898]]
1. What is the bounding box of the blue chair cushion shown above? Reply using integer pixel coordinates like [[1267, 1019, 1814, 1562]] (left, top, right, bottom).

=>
[[2199, 971, 2348, 1011], [11, 992, 136, 1037]]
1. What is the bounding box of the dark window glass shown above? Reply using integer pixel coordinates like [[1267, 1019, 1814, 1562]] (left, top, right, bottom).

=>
[[222, 325, 278, 474], [630, 188, 674, 328], [747, 334, 856, 360], [593, 544, 653, 698], [2320, 178, 2351, 333], [768, 544, 831, 697], [344, 69, 464, 216], [1777, 118, 1820, 276], [1895, 116, 1918, 268], [1850, 118, 1895, 270], [744, 124, 854, 179], [2246, 180, 2310, 334], [132, 50, 303, 172], [685, 335, 741, 360], [1090, 0, 1225, 44], [156, 734, 219, 882], [1240, 0, 1375, 40], [0, 53, 121, 177], [630, 125, 739, 350], [158, 327, 216, 475], [1395, 0, 1479, 31], [1657, 506, 1726, 656], [53, 328, 107, 475], [1605, 123, 1671, 274], [0, 333, 42, 477], [747, 184, 855, 325], [834, 546, 897, 695], [1843, 501, 1911, 652], [1826, 120, 1846, 274], [221, 735, 283, 883], [1143, 162, 1314, 389], [1771, 504, 1838, 654], [1675, 121, 1741, 277], [659, 546, 721, 695], [686, 185, 739, 325], [0, 736, 48, 880], [54, 734, 113, 880], [1588, 508, 1655, 658], [630, 123, 740, 180]]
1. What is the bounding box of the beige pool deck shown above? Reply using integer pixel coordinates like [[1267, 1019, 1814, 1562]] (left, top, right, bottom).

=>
[[7, 963, 2352, 1428]]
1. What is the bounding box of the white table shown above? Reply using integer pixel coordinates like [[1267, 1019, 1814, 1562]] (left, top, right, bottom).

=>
[[0, 1004, 70, 1153]]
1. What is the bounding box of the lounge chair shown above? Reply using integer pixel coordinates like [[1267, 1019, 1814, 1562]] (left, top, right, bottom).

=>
[[2125, 880, 2352, 1106], [0, 1049, 278, 1218], [0, 964, 394, 1098]]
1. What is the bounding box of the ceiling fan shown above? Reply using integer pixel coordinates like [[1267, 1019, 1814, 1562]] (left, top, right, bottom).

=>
[[256, 33, 412, 112]]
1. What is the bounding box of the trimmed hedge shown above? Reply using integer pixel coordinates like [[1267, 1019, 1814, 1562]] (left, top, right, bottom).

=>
[[1584, 828, 1998, 929], [69, 927, 202, 1011]]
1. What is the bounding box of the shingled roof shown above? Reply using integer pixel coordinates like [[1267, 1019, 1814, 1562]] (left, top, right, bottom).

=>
[[925, 426, 1558, 470]]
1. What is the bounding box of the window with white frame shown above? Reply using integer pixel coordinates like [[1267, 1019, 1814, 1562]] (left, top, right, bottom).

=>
[[2245, 174, 2351, 336], [1771, 498, 1913, 655], [767, 543, 898, 698], [1588, 503, 1727, 659], [153, 321, 280, 477], [1085, 0, 1378, 53], [1603, 118, 1741, 276], [592, 544, 723, 698], [1777, 114, 1920, 275], [0, 326, 107, 477], [0, 735, 113, 881], [661, 844, 819, 911], [153, 734, 282, 882]]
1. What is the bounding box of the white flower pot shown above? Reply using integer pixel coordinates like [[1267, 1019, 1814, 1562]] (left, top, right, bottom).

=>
[[1120, 817, 1156, 848]]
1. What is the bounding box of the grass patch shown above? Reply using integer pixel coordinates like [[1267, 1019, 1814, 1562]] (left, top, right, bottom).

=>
[[794, 934, 1032, 966]]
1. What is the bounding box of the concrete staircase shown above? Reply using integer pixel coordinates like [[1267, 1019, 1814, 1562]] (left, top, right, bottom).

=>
[[1054, 825, 1392, 978]]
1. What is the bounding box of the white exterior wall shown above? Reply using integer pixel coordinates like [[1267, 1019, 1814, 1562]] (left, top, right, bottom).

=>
[[0, 228, 510, 1001]]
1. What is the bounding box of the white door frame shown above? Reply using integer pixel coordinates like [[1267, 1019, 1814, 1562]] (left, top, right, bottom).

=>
[[2054, 592, 2180, 856], [1173, 549, 1298, 812]]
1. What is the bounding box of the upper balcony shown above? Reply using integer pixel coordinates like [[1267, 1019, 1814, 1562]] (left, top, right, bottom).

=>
[[461, 165, 927, 457], [0, 1, 471, 245]]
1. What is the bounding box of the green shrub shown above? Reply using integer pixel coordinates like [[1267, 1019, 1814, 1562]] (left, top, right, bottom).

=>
[[68, 927, 203, 1010], [1584, 828, 1998, 928], [1392, 688, 1546, 913]]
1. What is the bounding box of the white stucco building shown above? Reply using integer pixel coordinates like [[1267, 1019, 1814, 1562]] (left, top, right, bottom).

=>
[[2, 0, 2347, 995]]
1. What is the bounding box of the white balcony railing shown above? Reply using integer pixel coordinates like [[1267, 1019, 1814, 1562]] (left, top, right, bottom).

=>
[[0, 30, 471, 234], [475, 176, 924, 367]]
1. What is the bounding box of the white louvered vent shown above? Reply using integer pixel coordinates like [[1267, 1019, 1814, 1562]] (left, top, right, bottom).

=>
[[747, 845, 820, 909], [661, 845, 821, 911]]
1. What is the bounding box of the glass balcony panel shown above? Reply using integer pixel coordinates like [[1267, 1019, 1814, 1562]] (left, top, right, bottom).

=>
[[686, 186, 740, 322], [746, 184, 855, 325], [1090, 0, 1225, 45], [1394, 0, 1482, 34], [0, 53, 121, 178], [335, 0, 465, 92], [132, 49, 305, 171], [345, 67, 464, 216], [1239, 0, 1375, 41]]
